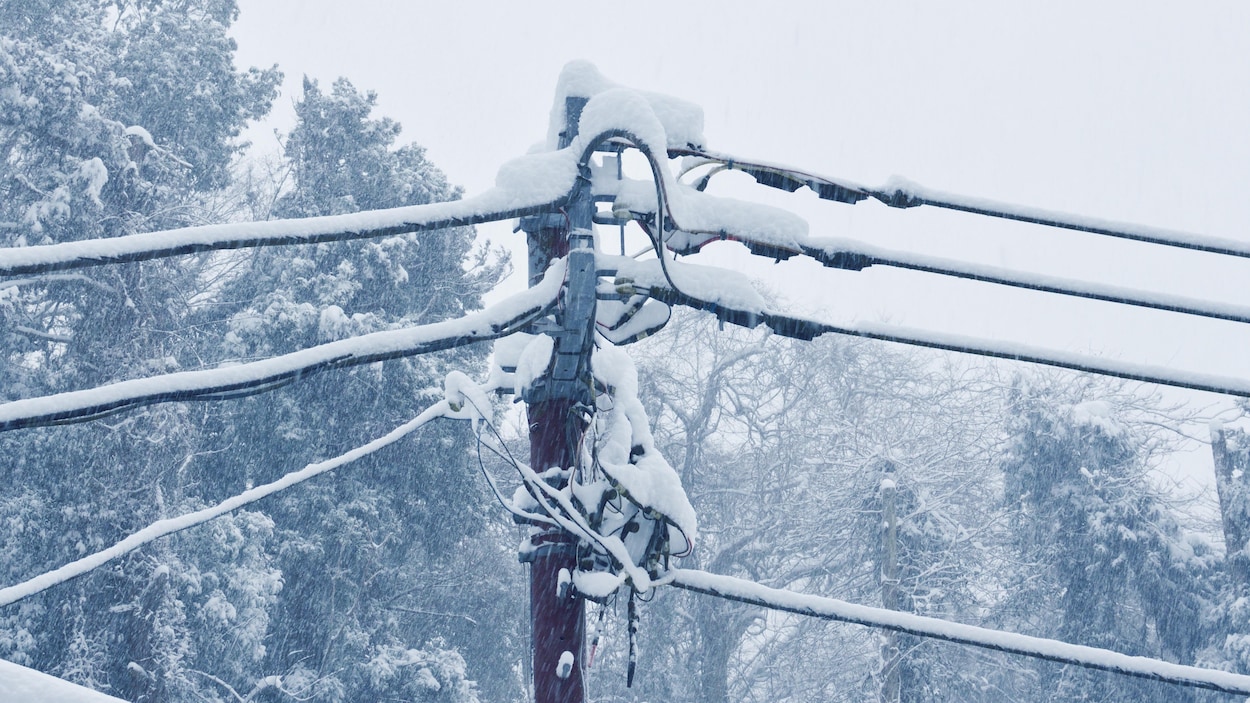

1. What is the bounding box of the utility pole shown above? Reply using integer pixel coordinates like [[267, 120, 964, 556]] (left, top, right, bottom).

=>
[[1212, 426, 1250, 589], [878, 460, 901, 703], [519, 95, 595, 703]]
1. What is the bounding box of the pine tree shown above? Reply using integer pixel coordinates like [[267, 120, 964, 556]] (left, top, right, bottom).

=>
[[0, 1, 280, 698], [191, 76, 509, 701], [998, 380, 1210, 702]]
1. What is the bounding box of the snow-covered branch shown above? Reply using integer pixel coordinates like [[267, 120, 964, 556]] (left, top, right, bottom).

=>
[[669, 568, 1250, 696], [0, 261, 565, 430], [0, 400, 451, 608]]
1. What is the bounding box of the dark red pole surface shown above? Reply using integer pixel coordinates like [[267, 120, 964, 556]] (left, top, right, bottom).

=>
[[528, 398, 586, 703]]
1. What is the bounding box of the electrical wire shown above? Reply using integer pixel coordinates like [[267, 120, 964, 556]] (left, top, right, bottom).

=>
[[641, 281, 1250, 398], [0, 202, 570, 276], [0, 400, 450, 608], [638, 146, 1250, 328], [668, 568, 1250, 696], [0, 283, 559, 431], [473, 423, 557, 528], [671, 146, 1250, 261]]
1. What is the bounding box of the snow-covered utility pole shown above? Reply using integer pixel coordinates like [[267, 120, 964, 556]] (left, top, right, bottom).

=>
[[878, 461, 901, 703], [518, 95, 596, 703]]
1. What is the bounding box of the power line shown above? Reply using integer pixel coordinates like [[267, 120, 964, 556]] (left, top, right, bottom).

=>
[[0, 271, 561, 430], [673, 147, 1250, 261], [630, 146, 1250, 329], [0, 173, 576, 276], [0, 401, 450, 608], [668, 568, 1250, 697], [800, 241, 1250, 326], [635, 278, 1250, 397]]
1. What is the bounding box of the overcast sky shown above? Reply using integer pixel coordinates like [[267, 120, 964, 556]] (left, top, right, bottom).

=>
[[229, 1, 1250, 497]]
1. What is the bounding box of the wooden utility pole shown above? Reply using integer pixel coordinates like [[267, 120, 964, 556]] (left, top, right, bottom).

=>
[[878, 460, 901, 703], [519, 95, 595, 703], [1212, 425, 1250, 588]]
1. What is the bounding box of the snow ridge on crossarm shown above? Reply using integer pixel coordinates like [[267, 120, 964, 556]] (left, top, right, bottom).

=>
[[0, 261, 566, 430], [669, 569, 1250, 696]]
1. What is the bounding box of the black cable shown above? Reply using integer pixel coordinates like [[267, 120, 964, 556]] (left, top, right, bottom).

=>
[[0, 300, 554, 431], [642, 283, 1250, 398], [801, 245, 1250, 326], [671, 146, 1250, 261], [472, 422, 557, 528], [669, 569, 1250, 697], [0, 202, 570, 276], [882, 189, 1250, 261]]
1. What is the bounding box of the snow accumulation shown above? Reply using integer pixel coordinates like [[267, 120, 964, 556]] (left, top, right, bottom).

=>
[[607, 175, 809, 253], [442, 370, 492, 430], [670, 569, 1250, 696], [0, 401, 451, 608], [0, 144, 580, 275], [548, 60, 705, 151], [877, 175, 1250, 259], [600, 253, 768, 314], [589, 345, 698, 545], [513, 333, 555, 396], [0, 261, 565, 430], [1071, 400, 1124, 437], [0, 658, 129, 703]]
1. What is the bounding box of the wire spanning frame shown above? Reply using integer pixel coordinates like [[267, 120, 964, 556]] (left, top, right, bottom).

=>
[[0, 165, 580, 276], [0, 401, 452, 607], [0, 268, 562, 430], [672, 146, 1250, 261], [668, 569, 1250, 697], [634, 280, 1250, 398]]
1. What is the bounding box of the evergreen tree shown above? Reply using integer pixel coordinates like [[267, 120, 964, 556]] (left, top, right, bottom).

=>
[[998, 380, 1211, 702], [192, 76, 511, 701], [0, 2, 279, 700]]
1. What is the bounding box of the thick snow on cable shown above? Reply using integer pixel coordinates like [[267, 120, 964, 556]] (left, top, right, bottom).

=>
[[0, 261, 565, 429], [0, 658, 129, 703], [878, 175, 1250, 258], [600, 253, 768, 314], [0, 402, 449, 608], [591, 345, 697, 542], [803, 234, 1250, 323], [608, 176, 809, 253], [670, 569, 1250, 696], [0, 146, 579, 275]]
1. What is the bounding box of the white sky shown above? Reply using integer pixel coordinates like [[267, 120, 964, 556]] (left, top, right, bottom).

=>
[[230, 1, 1250, 501]]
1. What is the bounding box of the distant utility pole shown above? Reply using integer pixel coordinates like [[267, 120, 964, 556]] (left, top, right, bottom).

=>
[[518, 95, 595, 703], [878, 460, 901, 703]]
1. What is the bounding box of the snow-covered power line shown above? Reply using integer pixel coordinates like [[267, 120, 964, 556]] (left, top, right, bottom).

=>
[[674, 147, 1250, 260], [0, 401, 451, 608], [0, 658, 130, 703], [0, 149, 582, 276], [620, 142, 1250, 329], [607, 257, 1250, 397], [668, 569, 1250, 696], [0, 264, 564, 430], [800, 239, 1250, 326]]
